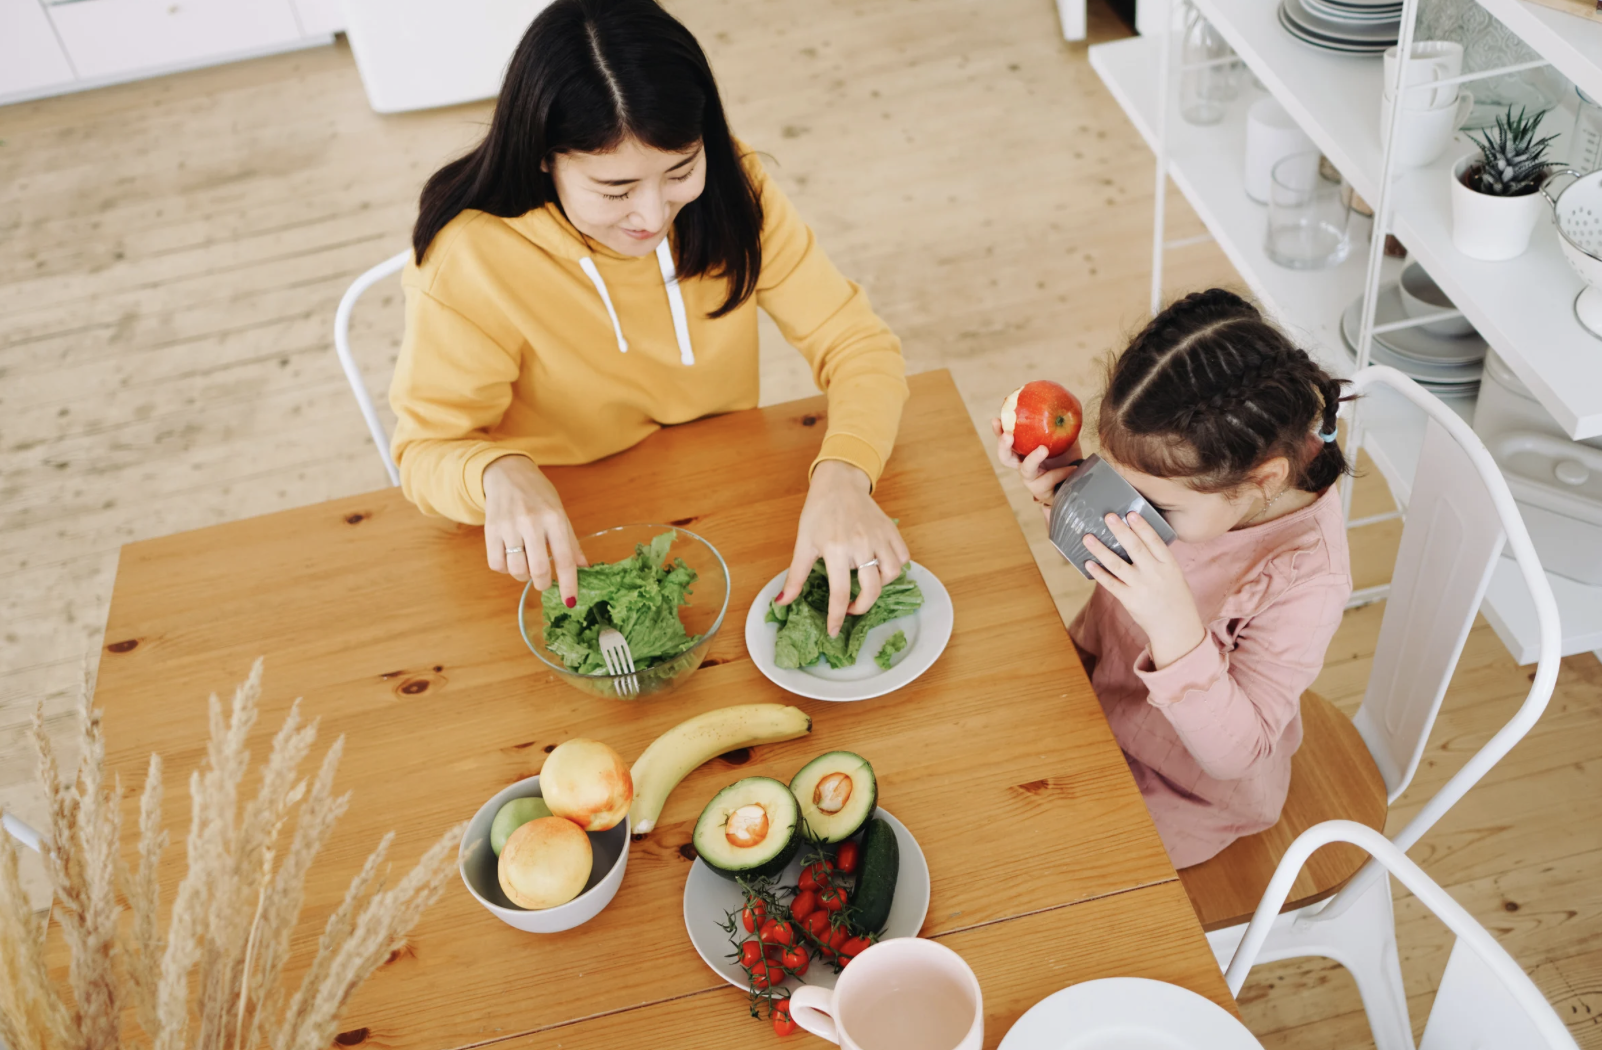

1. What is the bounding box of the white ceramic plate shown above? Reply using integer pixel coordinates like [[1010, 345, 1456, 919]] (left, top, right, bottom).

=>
[[999, 978, 1264, 1050], [682, 807, 931, 994], [744, 562, 953, 702]]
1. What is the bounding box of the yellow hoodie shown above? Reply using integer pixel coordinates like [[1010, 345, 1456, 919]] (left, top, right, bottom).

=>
[[389, 150, 909, 524]]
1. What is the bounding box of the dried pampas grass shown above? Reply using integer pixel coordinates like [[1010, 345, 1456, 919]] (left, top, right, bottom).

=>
[[0, 659, 464, 1050]]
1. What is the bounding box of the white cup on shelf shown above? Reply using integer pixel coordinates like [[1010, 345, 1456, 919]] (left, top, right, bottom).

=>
[[1244, 97, 1316, 203], [1379, 89, 1474, 168], [1383, 41, 1464, 110]]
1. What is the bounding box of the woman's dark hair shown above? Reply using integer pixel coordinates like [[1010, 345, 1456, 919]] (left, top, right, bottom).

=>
[[1098, 288, 1353, 494], [412, 0, 763, 317]]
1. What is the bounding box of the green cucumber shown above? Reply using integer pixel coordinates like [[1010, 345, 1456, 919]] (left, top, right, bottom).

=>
[[848, 817, 899, 935]]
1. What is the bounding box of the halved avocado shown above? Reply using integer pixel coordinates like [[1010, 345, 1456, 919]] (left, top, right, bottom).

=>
[[789, 751, 877, 844], [692, 777, 801, 881]]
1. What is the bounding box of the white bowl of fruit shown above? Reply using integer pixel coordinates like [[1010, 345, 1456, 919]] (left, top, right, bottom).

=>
[[459, 739, 632, 934]]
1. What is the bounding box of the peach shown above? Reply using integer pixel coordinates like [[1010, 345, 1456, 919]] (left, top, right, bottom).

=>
[[540, 738, 633, 832], [497, 816, 593, 910]]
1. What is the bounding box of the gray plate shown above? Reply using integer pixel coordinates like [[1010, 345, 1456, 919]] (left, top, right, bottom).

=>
[[1048, 455, 1178, 580], [1341, 288, 1488, 378], [1282, 0, 1399, 40], [1278, 3, 1394, 50]]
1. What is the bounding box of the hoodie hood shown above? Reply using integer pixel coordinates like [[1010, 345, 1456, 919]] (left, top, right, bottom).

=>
[[504, 205, 695, 365]]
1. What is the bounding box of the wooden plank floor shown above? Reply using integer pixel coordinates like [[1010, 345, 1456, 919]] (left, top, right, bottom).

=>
[[0, 0, 1597, 1046]]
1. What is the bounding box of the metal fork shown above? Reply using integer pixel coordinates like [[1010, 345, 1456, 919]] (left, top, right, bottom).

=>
[[598, 628, 639, 699]]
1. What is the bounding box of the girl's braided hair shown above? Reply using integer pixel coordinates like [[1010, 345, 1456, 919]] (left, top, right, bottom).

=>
[[1098, 288, 1353, 494]]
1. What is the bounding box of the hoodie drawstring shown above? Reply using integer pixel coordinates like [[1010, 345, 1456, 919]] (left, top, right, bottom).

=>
[[578, 256, 628, 354], [655, 240, 695, 366], [577, 244, 696, 366]]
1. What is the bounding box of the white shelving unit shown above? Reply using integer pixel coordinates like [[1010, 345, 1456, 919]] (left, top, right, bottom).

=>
[[1090, 11, 1602, 663]]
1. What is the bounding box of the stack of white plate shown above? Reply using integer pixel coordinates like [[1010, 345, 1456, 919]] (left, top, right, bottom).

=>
[[1340, 287, 1485, 400], [1279, 0, 1399, 54]]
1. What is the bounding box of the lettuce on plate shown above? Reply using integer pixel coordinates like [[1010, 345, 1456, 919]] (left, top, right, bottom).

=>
[[766, 561, 922, 670]]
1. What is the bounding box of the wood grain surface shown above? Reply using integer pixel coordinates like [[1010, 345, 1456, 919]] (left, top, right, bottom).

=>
[[492, 881, 1237, 1050], [1179, 690, 1390, 932], [85, 371, 1188, 1049]]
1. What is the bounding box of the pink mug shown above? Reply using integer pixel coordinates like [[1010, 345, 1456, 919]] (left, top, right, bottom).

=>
[[789, 937, 983, 1050]]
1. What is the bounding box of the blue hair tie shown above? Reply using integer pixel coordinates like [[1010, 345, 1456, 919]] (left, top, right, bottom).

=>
[[1320, 427, 1339, 443]]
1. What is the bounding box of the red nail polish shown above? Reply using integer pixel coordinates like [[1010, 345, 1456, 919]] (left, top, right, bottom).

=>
[[565, 596, 576, 608]]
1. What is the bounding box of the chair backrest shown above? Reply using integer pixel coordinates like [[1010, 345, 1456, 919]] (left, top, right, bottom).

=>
[[333, 250, 410, 487], [1226, 820, 1580, 1050], [1317, 369, 1561, 918], [1353, 407, 1506, 803]]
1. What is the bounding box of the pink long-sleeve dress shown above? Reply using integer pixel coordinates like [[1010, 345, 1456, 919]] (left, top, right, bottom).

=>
[[1069, 486, 1352, 869]]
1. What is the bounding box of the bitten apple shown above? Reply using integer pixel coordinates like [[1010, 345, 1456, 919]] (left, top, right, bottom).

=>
[[1000, 380, 1083, 459]]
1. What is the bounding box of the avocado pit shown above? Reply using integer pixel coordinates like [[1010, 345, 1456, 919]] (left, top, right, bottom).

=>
[[813, 772, 853, 814], [725, 804, 770, 848]]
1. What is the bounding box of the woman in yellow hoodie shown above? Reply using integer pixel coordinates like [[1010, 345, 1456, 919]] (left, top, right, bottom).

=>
[[393, 0, 909, 636]]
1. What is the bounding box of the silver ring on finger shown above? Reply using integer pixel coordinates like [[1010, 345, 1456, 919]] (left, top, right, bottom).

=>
[[856, 558, 879, 570], [504, 546, 525, 556]]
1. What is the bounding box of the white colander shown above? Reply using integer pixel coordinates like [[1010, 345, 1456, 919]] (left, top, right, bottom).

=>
[[1543, 168, 1602, 337]]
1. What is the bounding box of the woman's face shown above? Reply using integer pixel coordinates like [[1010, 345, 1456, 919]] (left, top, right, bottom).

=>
[[547, 137, 706, 257]]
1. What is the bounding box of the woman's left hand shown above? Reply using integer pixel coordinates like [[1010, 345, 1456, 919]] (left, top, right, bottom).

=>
[[778, 460, 911, 638], [1083, 512, 1207, 669]]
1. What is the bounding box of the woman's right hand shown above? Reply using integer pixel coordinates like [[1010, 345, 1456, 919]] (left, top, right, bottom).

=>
[[482, 455, 588, 607], [990, 418, 1083, 506]]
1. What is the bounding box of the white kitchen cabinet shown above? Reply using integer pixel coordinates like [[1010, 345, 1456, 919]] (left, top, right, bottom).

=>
[[0, 0, 76, 98], [290, 0, 343, 37], [46, 0, 304, 81]]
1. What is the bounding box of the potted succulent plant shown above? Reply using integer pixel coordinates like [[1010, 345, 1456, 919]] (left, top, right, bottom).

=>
[[1450, 105, 1559, 261]]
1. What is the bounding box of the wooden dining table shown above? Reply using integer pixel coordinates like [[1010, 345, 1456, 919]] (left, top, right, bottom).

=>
[[88, 369, 1235, 1049]]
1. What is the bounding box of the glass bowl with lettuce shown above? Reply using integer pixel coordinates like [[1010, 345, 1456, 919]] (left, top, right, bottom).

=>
[[517, 525, 730, 700]]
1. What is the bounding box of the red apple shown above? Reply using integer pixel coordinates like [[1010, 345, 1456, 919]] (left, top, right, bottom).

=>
[[1000, 380, 1083, 459]]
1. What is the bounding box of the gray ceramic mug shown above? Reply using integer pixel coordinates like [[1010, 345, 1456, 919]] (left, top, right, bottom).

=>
[[1048, 454, 1178, 579]]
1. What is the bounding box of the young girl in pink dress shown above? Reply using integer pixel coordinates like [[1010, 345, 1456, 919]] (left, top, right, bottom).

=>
[[995, 289, 1354, 868]]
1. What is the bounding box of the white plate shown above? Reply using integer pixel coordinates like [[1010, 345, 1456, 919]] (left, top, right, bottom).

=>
[[681, 807, 931, 994], [999, 978, 1264, 1050], [744, 562, 953, 702]]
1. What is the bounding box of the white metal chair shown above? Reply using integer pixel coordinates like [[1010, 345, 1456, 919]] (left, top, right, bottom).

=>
[[1227, 821, 1580, 1050], [1196, 365, 1563, 1050], [333, 250, 410, 487]]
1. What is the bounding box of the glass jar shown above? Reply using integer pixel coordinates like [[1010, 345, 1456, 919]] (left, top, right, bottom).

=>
[[1572, 88, 1602, 173], [1180, 8, 1238, 126]]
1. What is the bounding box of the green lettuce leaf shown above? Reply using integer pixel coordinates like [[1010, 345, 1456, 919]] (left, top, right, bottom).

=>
[[768, 560, 923, 671], [540, 531, 700, 673], [874, 630, 908, 669]]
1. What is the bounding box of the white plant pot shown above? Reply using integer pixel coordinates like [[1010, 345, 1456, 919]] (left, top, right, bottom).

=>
[[1449, 155, 1546, 261]]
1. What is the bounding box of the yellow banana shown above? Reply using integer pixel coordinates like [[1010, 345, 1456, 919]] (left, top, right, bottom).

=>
[[629, 704, 812, 836]]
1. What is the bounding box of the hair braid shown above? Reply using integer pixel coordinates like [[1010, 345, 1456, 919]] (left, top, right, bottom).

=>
[[1098, 289, 1355, 495]]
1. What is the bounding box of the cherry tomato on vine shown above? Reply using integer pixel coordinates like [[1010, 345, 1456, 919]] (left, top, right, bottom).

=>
[[839, 935, 872, 961], [790, 888, 819, 922], [802, 910, 832, 941], [835, 840, 860, 874], [773, 999, 797, 1037], [749, 961, 785, 990], [798, 860, 834, 891], [819, 885, 848, 913], [739, 940, 763, 969], [823, 926, 849, 959], [759, 918, 796, 947], [781, 944, 810, 975], [742, 900, 767, 932]]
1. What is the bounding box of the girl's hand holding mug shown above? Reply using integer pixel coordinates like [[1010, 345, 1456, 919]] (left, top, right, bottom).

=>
[[1083, 512, 1206, 670]]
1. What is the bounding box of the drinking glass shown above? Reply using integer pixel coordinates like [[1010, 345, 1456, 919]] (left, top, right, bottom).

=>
[[1180, 8, 1237, 125], [1266, 152, 1351, 270]]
